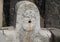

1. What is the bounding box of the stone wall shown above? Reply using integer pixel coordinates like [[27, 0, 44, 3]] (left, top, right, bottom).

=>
[[45, 0, 60, 28]]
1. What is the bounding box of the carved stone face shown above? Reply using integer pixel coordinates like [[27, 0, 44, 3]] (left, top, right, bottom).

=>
[[16, 1, 40, 31], [22, 10, 36, 31]]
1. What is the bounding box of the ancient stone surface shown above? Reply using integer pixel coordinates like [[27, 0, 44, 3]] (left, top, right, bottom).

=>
[[0, 0, 3, 27], [10, 0, 44, 27], [10, 0, 35, 26], [49, 28, 60, 42], [15, 1, 51, 42], [0, 1, 51, 42], [40, 16, 44, 27], [45, 0, 60, 28], [0, 30, 15, 42]]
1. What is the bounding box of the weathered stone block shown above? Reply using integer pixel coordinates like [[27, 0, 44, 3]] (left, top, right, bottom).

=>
[[15, 1, 51, 42], [0, 1, 51, 42]]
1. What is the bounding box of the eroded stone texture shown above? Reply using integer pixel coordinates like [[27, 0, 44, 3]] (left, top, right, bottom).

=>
[[0, 30, 15, 42], [0, 1, 51, 42], [0, 0, 3, 27], [45, 0, 60, 28], [15, 1, 51, 42]]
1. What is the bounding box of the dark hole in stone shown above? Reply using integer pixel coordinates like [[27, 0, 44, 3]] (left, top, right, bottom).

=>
[[28, 21, 31, 23]]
